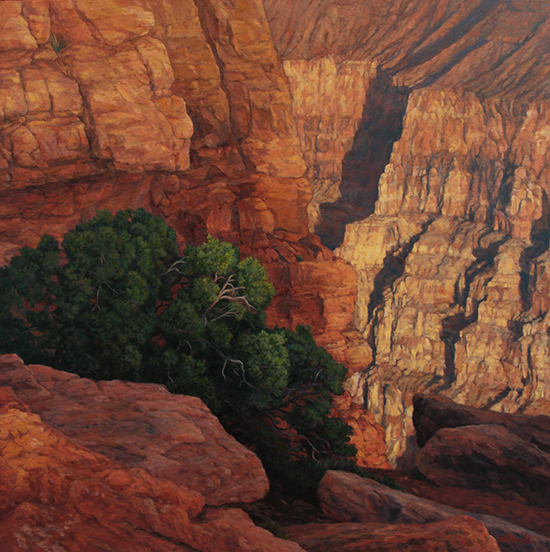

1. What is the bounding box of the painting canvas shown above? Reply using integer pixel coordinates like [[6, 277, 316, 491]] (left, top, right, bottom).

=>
[[0, 0, 549, 549]]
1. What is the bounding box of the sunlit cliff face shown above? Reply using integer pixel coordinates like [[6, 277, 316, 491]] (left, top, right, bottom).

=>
[[2, 0, 550, 466], [264, 0, 550, 464]]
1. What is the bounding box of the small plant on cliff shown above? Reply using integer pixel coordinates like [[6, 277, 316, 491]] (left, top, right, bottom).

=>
[[49, 34, 70, 53], [0, 208, 355, 485]]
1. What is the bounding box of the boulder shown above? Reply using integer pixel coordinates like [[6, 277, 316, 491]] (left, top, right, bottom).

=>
[[0, 354, 269, 506], [413, 394, 550, 452], [0, 398, 304, 552], [416, 424, 550, 509], [317, 470, 550, 552], [286, 516, 500, 552]]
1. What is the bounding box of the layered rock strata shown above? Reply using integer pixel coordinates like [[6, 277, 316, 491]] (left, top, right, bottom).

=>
[[260, 0, 550, 466], [263, 0, 550, 100], [335, 89, 550, 465], [0, 0, 364, 371]]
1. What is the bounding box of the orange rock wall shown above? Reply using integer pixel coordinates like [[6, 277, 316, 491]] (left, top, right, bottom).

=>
[[261, 0, 550, 466], [337, 89, 550, 465], [0, 0, 350, 351]]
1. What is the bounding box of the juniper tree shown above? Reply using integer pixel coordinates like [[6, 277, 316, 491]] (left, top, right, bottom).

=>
[[0, 208, 355, 488]]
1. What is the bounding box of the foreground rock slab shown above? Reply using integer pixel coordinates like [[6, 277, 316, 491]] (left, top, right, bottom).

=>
[[286, 516, 500, 552], [0, 354, 268, 506], [0, 394, 305, 552], [413, 394, 550, 452], [416, 424, 550, 509], [318, 471, 550, 552]]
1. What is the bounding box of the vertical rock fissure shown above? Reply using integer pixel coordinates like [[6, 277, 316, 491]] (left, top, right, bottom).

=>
[[519, 190, 550, 313], [190, 0, 246, 161], [368, 219, 435, 323], [366, 218, 435, 372], [439, 232, 509, 390], [315, 75, 409, 249]]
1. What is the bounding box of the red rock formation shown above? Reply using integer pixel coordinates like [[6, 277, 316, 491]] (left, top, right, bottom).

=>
[[263, 0, 550, 101], [317, 470, 550, 551], [0, 0, 363, 376], [413, 394, 550, 451], [0, 354, 268, 506], [396, 474, 550, 539], [286, 517, 500, 552], [416, 424, 550, 509], [332, 392, 390, 469], [0, 382, 306, 551]]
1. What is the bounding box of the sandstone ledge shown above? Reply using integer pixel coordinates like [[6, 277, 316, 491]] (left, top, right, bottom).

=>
[[0, 354, 269, 506]]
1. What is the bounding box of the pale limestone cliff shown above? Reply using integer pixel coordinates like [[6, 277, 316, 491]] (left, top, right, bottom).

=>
[[337, 89, 550, 464]]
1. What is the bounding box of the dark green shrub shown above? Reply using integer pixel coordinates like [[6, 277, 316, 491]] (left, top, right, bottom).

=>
[[259, 520, 288, 540], [0, 208, 356, 482]]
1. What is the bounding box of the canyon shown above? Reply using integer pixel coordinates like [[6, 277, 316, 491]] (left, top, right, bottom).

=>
[[1, 0, 550, 485]]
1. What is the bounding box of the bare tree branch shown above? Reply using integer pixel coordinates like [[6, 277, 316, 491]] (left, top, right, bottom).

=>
[[201, 274, 258, 327], [160, 257, 187, 276]]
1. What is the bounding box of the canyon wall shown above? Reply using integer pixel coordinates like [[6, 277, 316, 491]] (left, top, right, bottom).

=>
[[0, 0, 357, 357], [337, 90, 550, 463], [263, 0, 550, 465], [4, 0, 550, 470]]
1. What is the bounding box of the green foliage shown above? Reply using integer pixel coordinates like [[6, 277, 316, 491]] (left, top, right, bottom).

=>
[[0, 208, 357, 487], [259, 521, 288, 540], [49, 34, 70, 53]]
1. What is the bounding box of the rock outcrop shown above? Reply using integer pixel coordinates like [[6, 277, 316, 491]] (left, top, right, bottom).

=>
[[416, 424, 550, 509], [0, 354, 268, 506], [0, 356, 306, 552], [286, 517, 500, 552], [413, 394, 550, 451], [317, 470, 550, 552]]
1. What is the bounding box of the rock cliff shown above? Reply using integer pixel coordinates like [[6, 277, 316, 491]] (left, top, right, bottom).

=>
[[261, 0, 550, 465], [2, 0, 550, 472], [0, 0, 389, 466], [335, 88, 550, 464]]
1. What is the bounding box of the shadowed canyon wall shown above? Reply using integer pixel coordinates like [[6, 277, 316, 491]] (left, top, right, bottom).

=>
[[263, 0, 550, 465]]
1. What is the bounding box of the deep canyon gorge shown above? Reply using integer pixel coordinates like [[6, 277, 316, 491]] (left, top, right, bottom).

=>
[[2, 0, 550, 476]]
